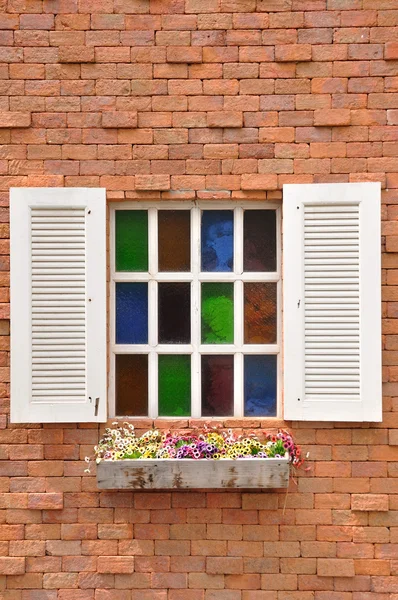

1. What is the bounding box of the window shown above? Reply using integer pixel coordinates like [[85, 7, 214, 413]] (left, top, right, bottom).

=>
[[110, 202, 281, 419], [9, 183, 382, 424]]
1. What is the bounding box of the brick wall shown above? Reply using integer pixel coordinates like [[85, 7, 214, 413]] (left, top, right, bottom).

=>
[[1, 0, 398, 598]]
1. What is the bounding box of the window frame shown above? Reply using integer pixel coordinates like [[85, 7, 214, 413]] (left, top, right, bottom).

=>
[[109, 200, 282, 419]]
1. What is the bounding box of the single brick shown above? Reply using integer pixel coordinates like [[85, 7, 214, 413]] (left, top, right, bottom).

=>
[[275, 44, 312, 62], [167, 47, 203, 64], [101, 112, 138, 129], [58, 47, 95, 64], [207, 112, 243, 128], [386, 236, 398, 253], [314, 109, 351, 127], [317, 558, 355, 577], [0, 557, 25, 575], [97, 556, 135, 574], [385, 42, 398, 60], [135, 175, 170, 191], [241, 174, 278, 190], [352, 495, 389, 512], [0, 112, 31, 128], [27, 493, 63, 511]]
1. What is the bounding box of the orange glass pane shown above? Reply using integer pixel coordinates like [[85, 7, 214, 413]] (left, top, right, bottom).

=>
[[244, 282, 277, 344], [158, 210, 190, 272], [116, 354, 148, 416]]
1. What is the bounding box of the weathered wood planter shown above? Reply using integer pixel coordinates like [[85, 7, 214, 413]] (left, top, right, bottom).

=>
[[96, 457, 290, 490]]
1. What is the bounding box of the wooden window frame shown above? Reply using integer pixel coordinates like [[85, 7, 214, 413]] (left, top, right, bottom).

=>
[[109, 201, 282, 419]]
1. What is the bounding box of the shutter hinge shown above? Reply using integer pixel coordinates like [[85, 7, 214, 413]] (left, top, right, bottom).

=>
[[297, 299, 301, 308], [94, 397, 100, 417]]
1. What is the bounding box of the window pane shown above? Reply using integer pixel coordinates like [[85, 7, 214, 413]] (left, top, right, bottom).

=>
[[244, 282, 277, 344], [158, 210, 190, 272], [115, 210, 148, 272], [158, 282, 191, 344], [158, 355, 191, 417], [116, 282, 148, 344], [116, 354, 148, 416], [201, 282, 234, 344], [201, 355, 234, 417], [201, 210, 233, 272], [244, 355, 277, 417], [244, 210, 276, 272]]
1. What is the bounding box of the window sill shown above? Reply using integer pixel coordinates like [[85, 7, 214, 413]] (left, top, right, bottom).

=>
[[96, 456, 290, 490]]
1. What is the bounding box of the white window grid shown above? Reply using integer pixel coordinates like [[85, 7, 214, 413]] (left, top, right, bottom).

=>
[[109, 201, 282, 419]]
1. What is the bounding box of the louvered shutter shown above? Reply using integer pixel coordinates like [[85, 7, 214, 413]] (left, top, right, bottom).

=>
[[10, 188, 107, 423], [283, 183, 382, 422]]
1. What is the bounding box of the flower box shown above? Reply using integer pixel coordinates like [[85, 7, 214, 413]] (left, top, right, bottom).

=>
[[96, 455, 290, 490]]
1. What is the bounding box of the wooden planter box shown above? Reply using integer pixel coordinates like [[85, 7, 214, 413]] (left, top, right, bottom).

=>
[[96, 456, 290, 490]]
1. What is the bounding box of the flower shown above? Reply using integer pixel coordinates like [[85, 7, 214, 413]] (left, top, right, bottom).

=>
[[87, 424, 304, 469]]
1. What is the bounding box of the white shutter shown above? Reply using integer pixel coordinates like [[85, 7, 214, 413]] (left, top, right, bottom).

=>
[[283, 183, 382, 422], [10, 188, 107, 423]]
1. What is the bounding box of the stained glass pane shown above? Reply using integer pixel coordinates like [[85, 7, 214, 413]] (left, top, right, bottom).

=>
[[244, 355, 277, 417], [201, 355, 234, 417], [116, 283, 148, 344], [116, 354, 148, 416], [244, 210, 276, 272], [158, 282, 191, 344], [201, 210, 233, 272], [158, 210, 190, 272], [201, 283, 234, 344], [115, 210, 148, 272], [158, 355, 191, 417], [244, 282, 277, 344]]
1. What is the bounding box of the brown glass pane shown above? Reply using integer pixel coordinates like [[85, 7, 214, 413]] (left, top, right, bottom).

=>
[[158, 282, 191, 344], [201, 355, 234, 417], [116, 354, 148, 416], [158, 210, 190, 272], [244, 282, 277, 344], [244, 210, 276, 272]]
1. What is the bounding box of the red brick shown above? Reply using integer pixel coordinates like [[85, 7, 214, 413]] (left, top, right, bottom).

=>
[[101, 112, 138, 129], [0, 113, 31, 128], [317, 559, 355, 577], [97, 557, 135, 574], [207, 112, 243, 128], [275, 44, 312, 62], [27, 494, 63, 511], [385, 42, 398, 60], [167, 47, 203, 64], [241, 174, 278, 190], [314, 109, 351, 127], [0, 557, 25, 575], [351, 495, 389, 512], [58, 47, 95, 63], [135, 175, 170, 190]]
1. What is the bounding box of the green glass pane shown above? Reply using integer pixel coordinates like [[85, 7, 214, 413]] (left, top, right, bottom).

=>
[[158, 355, 191, 417], [201, 282, 234, 344], [115, 210, 148, 272]]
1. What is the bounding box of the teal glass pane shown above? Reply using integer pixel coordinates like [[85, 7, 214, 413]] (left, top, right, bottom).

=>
[[116, 283, 148, 344], [244, 355, 277, 417], [115, 210, 148, 272], [201, 210, 233, 272], [201, 283, 234, 344], [158, 355, 191, 417]]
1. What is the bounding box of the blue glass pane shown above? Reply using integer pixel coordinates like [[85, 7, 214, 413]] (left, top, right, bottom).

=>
[[201, 210, 233, 272], [244, 355, 277, 417], [116, 283, 148, 344]]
